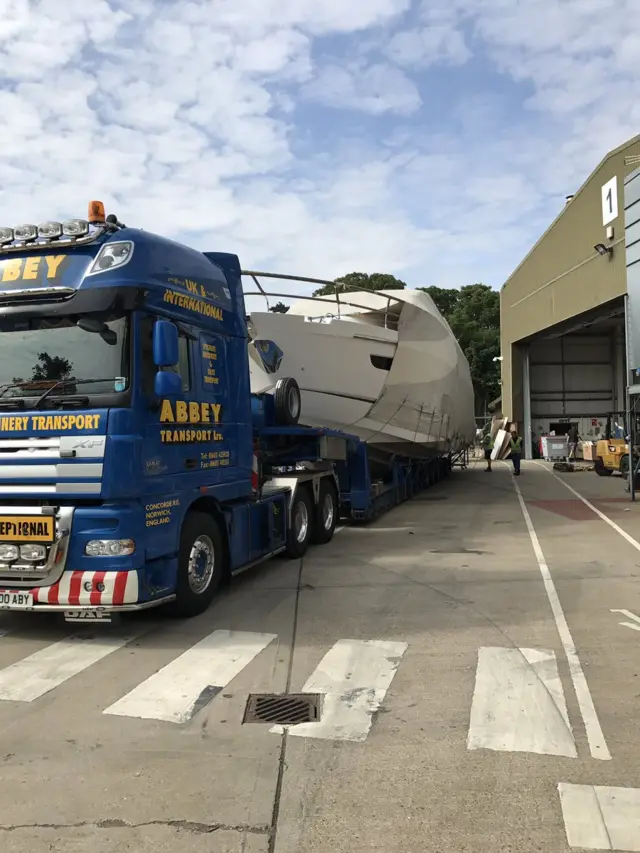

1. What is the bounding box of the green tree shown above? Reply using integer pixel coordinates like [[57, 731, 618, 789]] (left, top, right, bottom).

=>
[[312, 272, 406, 297], [269, 302, 290, 313], [13, 352, 74, 387], [420, 285, 460, 319], [420, 284, 500, 413], [31, 352, 74, 381]]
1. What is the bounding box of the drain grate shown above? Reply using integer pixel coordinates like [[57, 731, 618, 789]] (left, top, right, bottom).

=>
[[243, 693, 322, 725]]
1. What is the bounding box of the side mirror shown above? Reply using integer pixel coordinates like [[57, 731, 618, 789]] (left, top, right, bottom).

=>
[[153, 320, 179, 367], [155, 370, 182, 397]]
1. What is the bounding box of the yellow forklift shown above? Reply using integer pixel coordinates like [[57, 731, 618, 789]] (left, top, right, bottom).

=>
[[594, 411, 640, 477]]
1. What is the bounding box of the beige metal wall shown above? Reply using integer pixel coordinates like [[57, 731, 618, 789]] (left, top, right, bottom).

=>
[[501, 135, 640, 422]]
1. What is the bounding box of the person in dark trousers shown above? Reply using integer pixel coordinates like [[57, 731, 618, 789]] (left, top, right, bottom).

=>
[[510, 427, 523, 476], [568, 423, 580, 460], [483, 430, 494, 472]]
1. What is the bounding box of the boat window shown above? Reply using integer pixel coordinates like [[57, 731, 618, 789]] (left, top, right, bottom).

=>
[[370, 355, 394, 371]]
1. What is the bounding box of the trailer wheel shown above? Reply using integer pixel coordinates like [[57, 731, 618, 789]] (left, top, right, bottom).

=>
[[311, 480, 338, 545], [274, 377, 301, 425], [172, 512, 225, 617], [285, 486, 313, 558]]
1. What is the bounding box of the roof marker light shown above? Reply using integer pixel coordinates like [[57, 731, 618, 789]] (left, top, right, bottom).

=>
[[14, 224, 38, 242], [88, 200, 106, 224], [0, 228, 14, 244], [63, 219, 90, 237], [38, 221, 63, 239]]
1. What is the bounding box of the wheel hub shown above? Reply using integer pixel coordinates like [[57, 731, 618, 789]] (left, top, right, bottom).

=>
[[322, 493, 334, 530], [187, 535, 215, 594], [294, 500, 309, 543]]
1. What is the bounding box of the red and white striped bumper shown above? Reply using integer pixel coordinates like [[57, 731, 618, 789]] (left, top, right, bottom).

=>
[[32, 570, 140, 607]]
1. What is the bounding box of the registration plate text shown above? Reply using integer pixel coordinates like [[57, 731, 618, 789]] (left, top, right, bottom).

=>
[[0, 590, 33, 608]]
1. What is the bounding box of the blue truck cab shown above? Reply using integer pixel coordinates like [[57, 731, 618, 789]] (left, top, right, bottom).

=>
[[0, 203, 350, 622]]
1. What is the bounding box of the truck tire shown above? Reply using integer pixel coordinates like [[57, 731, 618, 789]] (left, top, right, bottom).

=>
[[274, 377, 301, 425], [172, 512, 225, 617], [311, 479, 338, 545], [594, 457, 612, 476], [285, 486, 313, 558]]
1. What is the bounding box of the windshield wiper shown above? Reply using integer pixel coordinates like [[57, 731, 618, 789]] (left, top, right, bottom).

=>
[[33, 377, 124, 409]]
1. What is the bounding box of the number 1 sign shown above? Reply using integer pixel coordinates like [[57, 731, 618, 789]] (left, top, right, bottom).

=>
[[601, 175, 618, 226]]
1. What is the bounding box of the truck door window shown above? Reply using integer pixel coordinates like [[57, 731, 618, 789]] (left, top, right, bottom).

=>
[[141, 317, 191, 395]]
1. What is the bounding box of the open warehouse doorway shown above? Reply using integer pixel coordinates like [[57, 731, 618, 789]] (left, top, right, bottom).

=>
[[517, 299, 627, 461]]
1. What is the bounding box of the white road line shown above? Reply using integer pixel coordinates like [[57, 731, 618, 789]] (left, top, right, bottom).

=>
[[611, 609, 640, 625], [271, 638, 408, 742], [558, 782, 640, 850], [467, 646, 576, 757], [512, 478, 611, 760], [104, 629, 277, 724], [541, 463, 640, 554], [0, 634, 136, 702], [611, 609, 640, 633]]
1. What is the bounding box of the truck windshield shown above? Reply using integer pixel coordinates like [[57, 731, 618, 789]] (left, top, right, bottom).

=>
[[0, 313, 129, 400]]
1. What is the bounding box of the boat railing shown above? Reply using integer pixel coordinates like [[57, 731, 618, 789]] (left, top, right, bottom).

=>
[[241, 270, 400, 331]]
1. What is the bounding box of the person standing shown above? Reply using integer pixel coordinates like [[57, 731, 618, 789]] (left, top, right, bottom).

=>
[[567, 423, 580, 460], [510, 427, 523, 476], [483, 429, 494, 472]]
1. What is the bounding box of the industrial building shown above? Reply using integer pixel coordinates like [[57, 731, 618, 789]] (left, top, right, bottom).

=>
[[500, 134, 640, 459]]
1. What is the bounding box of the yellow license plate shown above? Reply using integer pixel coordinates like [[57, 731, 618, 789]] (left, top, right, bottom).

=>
[[0, 516, 55, 542]]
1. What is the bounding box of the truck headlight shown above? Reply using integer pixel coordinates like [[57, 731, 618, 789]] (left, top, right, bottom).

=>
[[85, 539, 135, 557], [20, 544, 47, 561], [0, 544, 19, 562], [87, 241, 134, 275]]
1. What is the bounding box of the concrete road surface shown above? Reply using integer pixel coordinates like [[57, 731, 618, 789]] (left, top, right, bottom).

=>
[[0, 458, 639, 852]]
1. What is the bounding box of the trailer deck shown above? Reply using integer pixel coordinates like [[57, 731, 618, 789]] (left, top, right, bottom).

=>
[[0, 459, 639, 852]]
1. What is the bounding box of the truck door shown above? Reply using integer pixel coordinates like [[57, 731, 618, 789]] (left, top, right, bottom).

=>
[[138, 314, 250, 505]]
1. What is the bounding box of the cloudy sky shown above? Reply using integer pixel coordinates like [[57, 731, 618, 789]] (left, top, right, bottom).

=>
[[1, 0, 639, 301]]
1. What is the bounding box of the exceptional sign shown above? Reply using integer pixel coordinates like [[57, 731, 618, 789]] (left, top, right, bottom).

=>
[[0, 515, 55, 542]]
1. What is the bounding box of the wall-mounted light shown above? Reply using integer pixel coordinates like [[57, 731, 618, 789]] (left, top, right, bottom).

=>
[[492, 356, 503, 362], [594, 243, 613, 256]]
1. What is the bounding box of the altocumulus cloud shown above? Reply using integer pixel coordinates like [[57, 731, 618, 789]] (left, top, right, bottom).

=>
[[1, 0, 640, 295]]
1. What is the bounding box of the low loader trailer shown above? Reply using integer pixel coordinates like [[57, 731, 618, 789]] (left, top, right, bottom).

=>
[[0, 203, 453, 623]]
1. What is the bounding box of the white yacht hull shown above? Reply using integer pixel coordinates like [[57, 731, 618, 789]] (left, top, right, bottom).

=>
[[248, 288, 475, 458]]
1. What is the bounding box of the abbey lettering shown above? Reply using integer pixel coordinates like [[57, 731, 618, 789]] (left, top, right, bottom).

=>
[[159, 400, 222, 425], [0, 255, 66, 283]]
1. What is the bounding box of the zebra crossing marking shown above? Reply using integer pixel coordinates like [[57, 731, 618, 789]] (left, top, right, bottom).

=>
[[0, 629, 408, 737], [467, 646, 576, 757], [103, 629, 277, 724], [0, 633, 137, 702], [559, 783, 640, 850], [270, 639, 408, 742]]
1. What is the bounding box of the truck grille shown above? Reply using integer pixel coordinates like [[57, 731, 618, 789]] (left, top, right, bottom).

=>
[[0, 435, 105, 496]]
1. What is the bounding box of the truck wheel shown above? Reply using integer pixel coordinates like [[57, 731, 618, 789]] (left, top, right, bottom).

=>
[[274, 377, 301, 425], [285, 486, 313, 558], [173, 512, 225, 617], [311, 480, 338, 545]]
